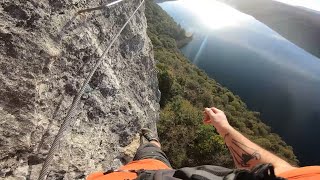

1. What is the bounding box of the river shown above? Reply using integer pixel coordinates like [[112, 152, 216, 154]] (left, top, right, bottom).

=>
[[159, 1, 320, 165]]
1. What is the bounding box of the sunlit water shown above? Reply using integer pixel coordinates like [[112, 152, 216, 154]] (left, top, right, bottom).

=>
[[159, 0, 320, 165]]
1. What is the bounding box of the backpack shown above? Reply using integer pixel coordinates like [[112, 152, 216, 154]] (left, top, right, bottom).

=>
[[134, 163, 287, 180]]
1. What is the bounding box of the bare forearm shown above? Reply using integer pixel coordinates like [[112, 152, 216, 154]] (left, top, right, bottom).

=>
[[218, 126, 294, 174], [203, 107, 295, 175]]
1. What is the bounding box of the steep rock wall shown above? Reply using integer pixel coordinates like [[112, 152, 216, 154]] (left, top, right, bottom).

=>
[[0, 0, 159, 179]]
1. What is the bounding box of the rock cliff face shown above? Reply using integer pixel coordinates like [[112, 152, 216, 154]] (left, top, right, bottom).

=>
[[0, 0, 159, 179]]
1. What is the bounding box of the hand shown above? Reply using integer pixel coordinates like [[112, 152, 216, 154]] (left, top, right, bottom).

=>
[[203, 107, 230, 133]]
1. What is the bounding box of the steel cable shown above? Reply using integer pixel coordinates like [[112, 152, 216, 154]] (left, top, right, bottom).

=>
[[77, 0, 125, 14]]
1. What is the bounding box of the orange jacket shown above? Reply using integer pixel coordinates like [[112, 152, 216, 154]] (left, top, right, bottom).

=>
[[87, 160, 320, 180], [279, 166, 320, 180], [87, 159, 171, 180]]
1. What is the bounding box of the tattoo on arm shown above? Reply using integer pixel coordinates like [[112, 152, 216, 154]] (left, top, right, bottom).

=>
[[224, 134, 261, 167]]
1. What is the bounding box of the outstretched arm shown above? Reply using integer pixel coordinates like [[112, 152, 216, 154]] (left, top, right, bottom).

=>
[[203, 107, 296, 175]]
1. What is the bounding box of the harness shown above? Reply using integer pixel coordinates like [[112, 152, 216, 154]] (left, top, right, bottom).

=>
[[102, 164, 287, 180]]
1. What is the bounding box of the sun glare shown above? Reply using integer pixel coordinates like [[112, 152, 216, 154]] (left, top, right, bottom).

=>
[[180, 0, 252, 30]]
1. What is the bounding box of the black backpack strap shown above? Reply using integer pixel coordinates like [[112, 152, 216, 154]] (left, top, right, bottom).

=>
[[135, 169, 156, 180], [122, 164, 287, 180], [136, 169, 178, 180], [136, 166, 236, 180], [174, 165, 235, 180], [235, 164, 287, 180]]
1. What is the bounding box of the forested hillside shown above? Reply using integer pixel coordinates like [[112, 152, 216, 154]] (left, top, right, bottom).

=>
[[145, 0, 298, 168]]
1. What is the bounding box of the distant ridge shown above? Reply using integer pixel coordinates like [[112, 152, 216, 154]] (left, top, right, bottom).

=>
[[218, 0, 320, 58]]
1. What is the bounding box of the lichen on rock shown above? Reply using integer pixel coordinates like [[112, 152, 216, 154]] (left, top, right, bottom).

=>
[[0, 0, 159, 179]]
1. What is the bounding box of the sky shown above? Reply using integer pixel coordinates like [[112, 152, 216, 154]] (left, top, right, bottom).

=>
[[275, 0, 320, 11], [178, 0, 253, 30], [174, 0, 320, 30]]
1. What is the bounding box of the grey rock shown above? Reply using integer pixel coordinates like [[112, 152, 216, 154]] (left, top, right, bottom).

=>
[[0, 0, 159, 179]]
